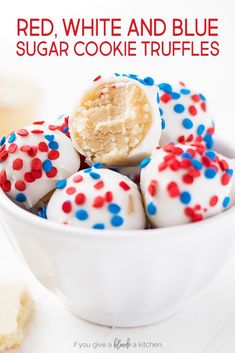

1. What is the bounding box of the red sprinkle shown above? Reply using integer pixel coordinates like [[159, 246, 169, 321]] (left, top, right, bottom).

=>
[[28, 146, 38, 157], [188, 105, 197, 116], [93, 196, 105, 208], [93, 75, 102, 82], [201, 102, 206, 112], [66, 187, 76, 195], [33, 121, 45, 125], [221, 173, 231, 186], [24, 172, 35, 183], [219, 159, 229, 171], [0, 150, 9, 162], [148, 180, 158, 197], [75, 193, 86, 205], [210, 195, 218, 207], [17, 129, 29, 137], [48, 150, 60, 160], [15, 180, 26, 191], [191, 94, 200, 103], [8, 143, 17, 153], [105, 191, 113, 203], [167, 181, 180, 197], [46, 167, 57, 178], [31, 129, 44, 134], [178, 136, 185, 143], [160, 93, 172, 104], [158, 161, 167, 171], [2, 180, 11, 192], [48, 125, 58, 131], [182, 174, 194, 184], [0, 170, 6, 185], [38, 142, 49, 152], [13, 158, 23, 171], [62, 201, 72, 213], [73, 175, 83, 183], [32, 170, 42, 179], [31, 158, 42, 171], [94, 181, 104, 190], [192, 214, 203, 222], [119, 181, 131, 191]]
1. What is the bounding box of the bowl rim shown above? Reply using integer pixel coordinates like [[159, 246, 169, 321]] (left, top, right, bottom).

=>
[[0, 136, 234, 240]]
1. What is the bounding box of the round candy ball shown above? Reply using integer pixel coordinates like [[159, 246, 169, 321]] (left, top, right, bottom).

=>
[[158, 81, 214, 148], [0, 123, 80, 209], [47, 164, 146, 230], [140, 143, 233, 227], [69, 73, 162, 166]]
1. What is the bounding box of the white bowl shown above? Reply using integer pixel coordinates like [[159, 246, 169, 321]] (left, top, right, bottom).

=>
[[0, 139, 235, 328]]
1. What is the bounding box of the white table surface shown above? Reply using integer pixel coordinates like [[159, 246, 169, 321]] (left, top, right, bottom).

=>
[[0, 223, 235, 353]]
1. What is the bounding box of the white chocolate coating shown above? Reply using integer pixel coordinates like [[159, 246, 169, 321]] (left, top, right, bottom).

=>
[[158, 82, 214, 148], [140, 144, 233, 228], [47, 165, 146, 230], [0, 124, 80, 209]]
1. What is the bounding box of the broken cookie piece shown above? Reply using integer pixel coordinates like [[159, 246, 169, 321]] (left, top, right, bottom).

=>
[[0, 284, 33, 352]]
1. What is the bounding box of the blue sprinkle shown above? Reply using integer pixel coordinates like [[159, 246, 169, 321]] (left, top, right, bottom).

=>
[[42, 159, 53, 172], [180, 192, 191, 205], [62, 127, 69, 133], [226, 169, 233, 176], [182, 118, 193, 129], [171, 92, 181, 100], [147, 202, 157, 215], [83, 168, 92, 173], [0, 136, 6, 146], [143, 77, 154, 86], [49, 141, 59, 150], [199, 93, 206, 101], [159, 108, 163, 116], [8, 133, 16, 143], [93, 223, 105, 229], [108, 203, 121, 214], [55, 179, 67, 189], [89, 172, 100, 179], [192, 159, 203, 170], [223, 196, 230, 208], [174, 104, 185, 113], [114, 73, 120, 76], [76, 209, 88, 221], [204, 134, 214, 149], [158, 83, 172, 93], [197, 124, 205, 136], [205, 168, 217, 179], [38, 206, 47, 219], [45, 134, 55, 142], [205, 150, 216, 161], [128, 74, 138, 79], [161, 118, 166, 130], [181, 152, 192, 160], [93, 162, 104, 169], [156, 93, 160, 104], [111, 215, 124, 227], [16, 193, 26, 203], [140, 157, 151, 169], [180, 88, 191, 95]]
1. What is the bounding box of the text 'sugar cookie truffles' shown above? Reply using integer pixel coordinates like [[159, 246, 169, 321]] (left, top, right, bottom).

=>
[[69, 74, 162, 166]]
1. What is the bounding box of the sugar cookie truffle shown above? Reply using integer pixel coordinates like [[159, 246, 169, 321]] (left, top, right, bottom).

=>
[[69, 74, 162, 166], [158, 82, 214, 148], [47, 164, 146, 230], [140, 143, 233, 227], [0, 123, 80, 209]]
